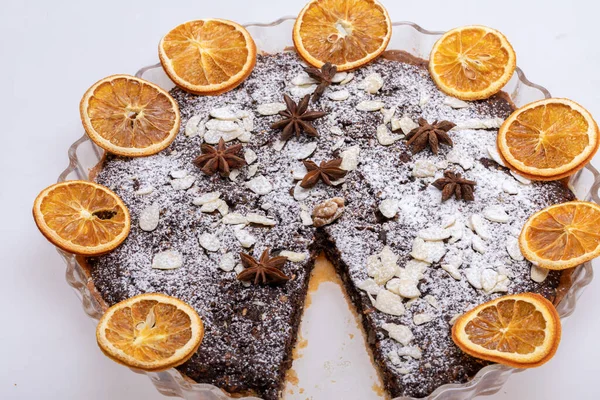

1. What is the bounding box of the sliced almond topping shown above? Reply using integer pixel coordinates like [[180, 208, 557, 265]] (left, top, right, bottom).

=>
[[152, 250, 183, 270], [246, 175, 273, 195], [412, 160, 437, 177], [219, 252, 236, 272], [279, 251, 307, 262], [185, 115, 205, 137], [222, 213, 248, 225], [327, 90, 350, 101], [470, 214, 491, 240], [356, 100, 385, 112], [360, 73, 384, 94], [382, 323, 414, 345], [234, 227, 256, 248], [410, 238, 446, 264], [257, 102, 287, 116], [374, 289, 406, 316], [357, 278, 381, 295], [379, 198, 399, 218], [139, 203, 160, 232], [483, 205, 510, 223], [506, 236, 524, 261], [199, 233, 220, 252], [340, 145, 360, 171], [413, 313, 434, 325], [247, 213, 276, 226], [531, 265, 550, 283], [444, 97, 469, 109], [171, 175, 196, 190], [417, 226, 451, 241]]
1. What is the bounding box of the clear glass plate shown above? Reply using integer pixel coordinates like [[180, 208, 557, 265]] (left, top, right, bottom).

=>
[[57, 17, 600, 400]]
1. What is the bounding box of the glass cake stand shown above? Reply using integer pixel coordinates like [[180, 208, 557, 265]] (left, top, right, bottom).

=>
[[56, 17, 600, 400]]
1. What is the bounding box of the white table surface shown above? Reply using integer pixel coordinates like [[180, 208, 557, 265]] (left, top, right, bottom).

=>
[[2, 0, 600, 399]]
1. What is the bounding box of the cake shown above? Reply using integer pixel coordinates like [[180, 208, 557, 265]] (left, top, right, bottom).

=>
[[84, 50, 576, 399]]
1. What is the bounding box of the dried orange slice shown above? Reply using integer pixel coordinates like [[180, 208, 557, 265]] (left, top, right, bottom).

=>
[[452, 293, 561, 368], [96, 293, 204, 371], [429, 25, 516, 100], [80, 75, 180, 157], [293, 0, 392, 71], [519, 201, 600, 270], [159, 19, 257, 95], [497, 98, 599, 181], [33, 181, 130, 255]]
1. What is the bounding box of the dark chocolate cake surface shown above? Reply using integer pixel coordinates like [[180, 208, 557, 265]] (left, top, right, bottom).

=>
[[88, 51, 574, 399]]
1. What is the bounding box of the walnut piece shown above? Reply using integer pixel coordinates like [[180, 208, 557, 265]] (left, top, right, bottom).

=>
[[312, 197, 345, 227]]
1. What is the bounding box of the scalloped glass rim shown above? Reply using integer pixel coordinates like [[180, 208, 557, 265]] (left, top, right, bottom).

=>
[[57, 17, 599, 400]]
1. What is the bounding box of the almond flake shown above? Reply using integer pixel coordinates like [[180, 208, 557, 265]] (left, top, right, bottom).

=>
[[413, 313, 433, 325], [331, 71, 348, 83], [449, 314, 461, 326], [356, 100, 385, 112], [234, 228, 256, 248], [483, 205, 510, 223], [481, 269, 499, 292], [441, 264, 462, 280], [502, 179, 519, 195], [209, 107, 239, 121], [193, 191, 221, 206], [531, 265, 550, 283], [242, 115, 254, 131], [293, 142, 318, 159], [381, 108, 396, 124], [471, 214, 491, 240], [247, 213, 276, 226], [379, 198, 399, 218], [246, 175, 273, 195], [374, 289, 405, 316], [506, 237, 524, 261], [170, 170, 188, 179], [382, 323, 414, 345], [410, 238, 446, 264], [397, 260, 427, 282], [360, 73, 384, 93], [218, 201, 229, 216], [171, 175, 196, 190], [419, 92, 430, 106], [340, 145, 360, 171], [200, 199, 224, 213], [387, 278, 421, 299], [219, 253, 236, 272], [139, 203, 160, 232], [487, 145, 507, 167], [510, 170, 532, 185], [367, 246, 399, 285], [203, 128, 243, 144], [222, 213, 248, 225], [418, 227, 451, 241], [397, 116, 419, 135], [291, 73, 318, 86], [357, 278, 381, 295], [412, 160, 437, 177], [441, 214, 458, 228], [330, 126, 344, 135], [244, 149, 258, 164], [376, 124, 401, 146], [465, 268, 482, 289], [246, 164, 258, 178], [397, 346, 422, 359], [339, 72, 355, 85], [472, 236, 487, 253], [300, 209, 313, 226], [446, 149, 474, 170], [257, 102, 287, 116], [387, 350, 403, 366], [205, 119, 238, 132], [152, 250, 183, 270], [199, 233, 220, 252], [449, 223, 464, 244], [293, 182, 311, 201], [327, 90, 350, 101], [229, 170, 241, 182], [280, 251, 307, 262], [185, 115, 205, 137], [455, 118, 504, 130], [444, 97, 469, 109], [238, 131, 252, 143]]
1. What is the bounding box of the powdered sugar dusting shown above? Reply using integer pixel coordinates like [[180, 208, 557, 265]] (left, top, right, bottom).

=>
[[89, 52, 574, 399]]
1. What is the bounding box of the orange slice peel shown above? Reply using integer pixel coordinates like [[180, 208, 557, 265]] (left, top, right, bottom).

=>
[[293, 0, 392, 71], [159, 19, 257, 95], [452, 293, 561, 368], [33, 181, 130, 255], [429, 25, 516, 100], [497, 98, 599, 181], [96, 293, 204, 371], [519, 201, 600, 270], [80, 75, 180, 157]]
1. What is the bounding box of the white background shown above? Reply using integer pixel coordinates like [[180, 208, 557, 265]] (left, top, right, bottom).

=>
[[2, 0, 600, 399]]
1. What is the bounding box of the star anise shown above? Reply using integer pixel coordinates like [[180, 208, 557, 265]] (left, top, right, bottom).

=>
[[405, 118, 456, 154], [193, 138, 246, 177], [303, 62, 337, 102], [300, 158, 347, 188], [432, 170, 476, 201], [271, 94, 328, 140], [237, 248, 290, 285]]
